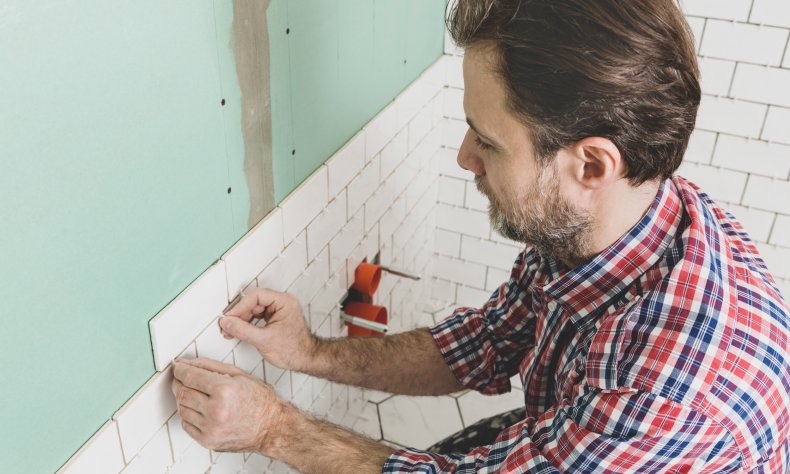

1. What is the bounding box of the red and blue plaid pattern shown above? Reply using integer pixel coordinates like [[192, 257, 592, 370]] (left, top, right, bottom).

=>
[[383, 177, 790, 473]]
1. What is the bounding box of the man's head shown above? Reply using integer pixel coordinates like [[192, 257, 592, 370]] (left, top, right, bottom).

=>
[[452, 0, 700, 266]]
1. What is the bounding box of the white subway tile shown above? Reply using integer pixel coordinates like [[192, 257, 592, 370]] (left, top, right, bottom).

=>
[[223, 208, 283, 298], [327, 131, 366, 197], [445, 29, 464, 56], [447, 55, 464, 89], [779, 279, 790, 298], [455, 285, 494, 308], [408, 106, 434, 152], [307, 192, 348, 262], [437, 147, 472, 180], [700, 20, 788, 66], [168, 440, 211, 474], [329, 213, 364, 275], [347, 156, 381, 217], [422, 57, 448, 98], [460, 236, 521, 271], [686, 16, 706, 52], [233, 341, 262, 374], [288, 248, 330, 305], [698, 57, 736, 96], [380, 130, 409, 179], [770, 214, 790, 247], [444, 118, 467, 149], [762, 106, 790, 145], [435, 229, 462, 258], [712, 134, 790, 178], [757, 243, 790, 279], [731, 64, 790, 107], [784, 47, 790, 69], [167, 413, 194, 463], [149, 261, 229, 370], [750, 0, 790, 28], [119, 425, 172, 474], [684, 130, 717, 164], [438, 176, 465, 206], [114, 370, 176, 462], [194, 317, 237, 362], [486, 267, 511, 292], [364, 180, 396, 232], [209, 452, 246, 474], [59, 421, 124, 474], [677, 162, 748, 204], [365, 102, 399, 161], [726, 204, 777, 242], [433, 254, 487, 289], [436, 203, 491, 239], [257, 231, 307, 293], [380, 197, 408, 242], [743, 175, 790, 213], [444, 87, 464, 120], [464, 180, 489, 212], [397, 79, 428, 130], [680, 0, 752, 20], [243, 454, 273, 473], [281, 166, 329, 244], [309, 271, 347, 326], [696, 95, 767, 138]]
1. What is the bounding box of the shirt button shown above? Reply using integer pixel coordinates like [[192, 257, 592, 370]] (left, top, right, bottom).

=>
[[547, 301, 557, 312]]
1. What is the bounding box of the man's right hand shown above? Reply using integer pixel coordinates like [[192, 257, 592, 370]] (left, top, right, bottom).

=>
[[220, 288, 317, 373]]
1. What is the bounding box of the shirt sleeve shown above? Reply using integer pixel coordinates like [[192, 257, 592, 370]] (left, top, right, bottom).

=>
[[430, 249, 537, 395], [382, 390, 742, 473]]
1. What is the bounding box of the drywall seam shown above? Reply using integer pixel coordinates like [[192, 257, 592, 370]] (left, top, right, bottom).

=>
[[232, 0, 275, 228]]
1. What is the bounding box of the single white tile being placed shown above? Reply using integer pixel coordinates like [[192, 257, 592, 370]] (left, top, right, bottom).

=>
[[58, 421, 124, 474], [281, 166, 329, 244], [762, 106, 790, 145], [306, 192, 348, 262], [696, 96, 767, 138], [149, 261, 228, 371], [328, 131, 366, 197], [700, 20, 788, 66], [195, 317, 238, 362], [114, 370, 177, 461], [222, 208, 284, 298]]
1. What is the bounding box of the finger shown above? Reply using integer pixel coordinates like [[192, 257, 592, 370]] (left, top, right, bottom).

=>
[[179, 356, 246, 377], [219, 316, 267, 346], [173, 360, 225, 394], [174, 384, 210, 414], [180, 417, 204, 445], [224, 288, 285, 319], [179, 405, 204, 428]]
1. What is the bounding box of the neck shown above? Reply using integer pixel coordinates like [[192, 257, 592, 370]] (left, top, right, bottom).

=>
[[588, 179, 661, 257]]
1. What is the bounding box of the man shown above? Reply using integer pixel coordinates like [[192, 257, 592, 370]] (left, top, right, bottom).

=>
[[171, 0, 790, 471]]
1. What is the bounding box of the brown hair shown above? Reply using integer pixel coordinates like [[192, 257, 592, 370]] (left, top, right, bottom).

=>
[[448, 0, 701, 184]]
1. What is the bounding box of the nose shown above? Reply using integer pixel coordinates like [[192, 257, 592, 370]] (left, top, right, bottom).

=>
[[457, 129, 486, 177]]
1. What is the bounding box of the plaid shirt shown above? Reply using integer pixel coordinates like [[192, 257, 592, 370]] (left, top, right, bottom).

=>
[[383, 177, 790, 473]]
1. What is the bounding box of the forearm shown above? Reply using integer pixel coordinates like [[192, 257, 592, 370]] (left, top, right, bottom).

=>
[[302, 327, 464, 396], [265, 404, 394, 474]]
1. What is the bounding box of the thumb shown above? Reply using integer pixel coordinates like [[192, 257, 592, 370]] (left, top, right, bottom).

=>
[[220, 316, 264, 345]]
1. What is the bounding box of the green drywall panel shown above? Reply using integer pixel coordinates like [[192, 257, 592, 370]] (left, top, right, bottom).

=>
[[270, 0, 446, 202], [0, 1, 245, 472]]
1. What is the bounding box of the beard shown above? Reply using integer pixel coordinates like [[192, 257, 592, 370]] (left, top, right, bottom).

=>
[[476, 164, 595, 269]]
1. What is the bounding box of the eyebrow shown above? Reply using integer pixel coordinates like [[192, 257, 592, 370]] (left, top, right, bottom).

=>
[[466, 117, 501, 148]]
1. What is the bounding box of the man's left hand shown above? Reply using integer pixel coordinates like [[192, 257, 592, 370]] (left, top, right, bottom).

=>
[[171, 357, 286, 453]]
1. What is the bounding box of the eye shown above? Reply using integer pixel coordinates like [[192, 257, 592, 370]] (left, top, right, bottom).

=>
[[474, 136, 493, 151]]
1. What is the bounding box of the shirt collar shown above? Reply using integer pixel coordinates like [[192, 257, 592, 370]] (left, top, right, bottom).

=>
[[540, 178, 683, 318]]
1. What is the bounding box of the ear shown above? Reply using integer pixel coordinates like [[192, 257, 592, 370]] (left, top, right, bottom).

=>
[[568, 137, 622, 188]]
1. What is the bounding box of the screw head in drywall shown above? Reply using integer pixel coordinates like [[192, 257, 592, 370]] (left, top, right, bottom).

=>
[[221, 98, 226, 106], [286, 27, 290, 34], [292, 149, 296, 156], [227, 187, 232, 194]]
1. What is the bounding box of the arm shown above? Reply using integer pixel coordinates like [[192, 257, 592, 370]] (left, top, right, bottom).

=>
[[171, 358, 396, 473], [220, 289, 463, 396]]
